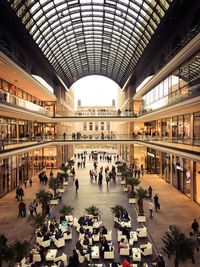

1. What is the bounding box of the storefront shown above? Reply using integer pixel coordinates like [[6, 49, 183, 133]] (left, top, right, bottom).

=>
[[146, 148, 160, 174], [172, 155, 191, 197], [161, 152, 170, 183], [194, 161, 200, 205], [172, 114, 190, 144]]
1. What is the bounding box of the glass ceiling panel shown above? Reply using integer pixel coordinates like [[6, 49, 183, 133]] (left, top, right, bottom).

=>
[[8, 0, 174, 87]]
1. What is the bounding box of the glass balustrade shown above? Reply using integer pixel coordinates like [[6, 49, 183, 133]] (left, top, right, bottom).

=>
[[0, 89, 50, 116]]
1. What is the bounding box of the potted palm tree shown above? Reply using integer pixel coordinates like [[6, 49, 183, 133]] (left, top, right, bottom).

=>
[[136, 187, 148, 222], [48, 176, 62, 198], [34, 213, 46, 228], [162, 225, 196, 267], [59, 205, 74, 216], [35, 189, 52, 216], [85, 205, 102, 218], [126, 177, 140, 204], [110, 205, 127, 217], [13, 240, 30, 265], [0, 235, 14, 267]]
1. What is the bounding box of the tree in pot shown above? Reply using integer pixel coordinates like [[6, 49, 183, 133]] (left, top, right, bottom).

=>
[[34, 213, 46, 228], [162, 225, 196, 267], [59, 205, 74, 216], [60, 163, 70, 179], [36, 189, 52, 216], [121, 166, 133, 184], [136, 187, 148, 215], [110, 205, 127, 217], [0, 235, 14, 267], [85, 205, 102, 217], [48, 176, 62, 198], [126, 177, 140, 198], [12, 240, 30, 265]]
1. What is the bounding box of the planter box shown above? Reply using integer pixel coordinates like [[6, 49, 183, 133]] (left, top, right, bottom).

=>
[[137, 214, 146, 223], [129, 198, 136, 204]]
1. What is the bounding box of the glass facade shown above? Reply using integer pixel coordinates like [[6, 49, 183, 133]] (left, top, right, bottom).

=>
[[172, 114, 190, 144], [161, 152, 170, 183], [146, 148, 160, 174], [142, 50, 200, 113], [194, 112, 200, 146], [172, 156, 191, 197]]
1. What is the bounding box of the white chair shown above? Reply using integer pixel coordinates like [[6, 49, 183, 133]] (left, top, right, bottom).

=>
[[140, 242, 153, 256], [119, 246, 130, 256], [129, 198, 136, 204], [103, 230, 112, 241], [91, 246, 100, 259], [137, 214, 146, 223], [36, 236, 44, 245], [117, 231, 127, 242], [65, 215, 74, 225], [33, 253, 41, 263], [104, 246, 114, 259], [64, 231, 72, 240], [137, 226, 147, 238], [54, 253, 68, 266], [40, 239, 51, 248], [76, 250, 90, 263], [93, 233, 100, 242], [54, 237, 65, 248]]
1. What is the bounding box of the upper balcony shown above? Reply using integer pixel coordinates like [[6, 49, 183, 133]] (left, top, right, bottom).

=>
[[52, 109, 138, 122], [0, 134, 199, 161]]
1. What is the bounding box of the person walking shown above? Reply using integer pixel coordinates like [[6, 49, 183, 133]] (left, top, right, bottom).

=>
[[75, 178, 79, 193], [191, 219, 199, 239], [18, 201, 26, 217], [148, 185, 153, 199], [148, 199, 154, 219], [63, 132, 66, 140], [154, 194, 160, 212], [1, 131, 6, 150], [29, 202, 34, 217], [29, 177, 33, 187]]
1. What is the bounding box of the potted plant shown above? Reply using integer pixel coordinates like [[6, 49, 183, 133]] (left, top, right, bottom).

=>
[[85, 205, 102, 218], [110, 205, 127, 217], [13, 240, 30, 265], [136, 187, 148, 222], [34, 213, 46, 228], [59, 205, 74, 216], [0, 235, 14, 267], [48, 176, 62, 198], [35, 189, 52, 216], [121, 166, 133, 188], [126, 177, 140, 204], [162, 225, 196, 267]]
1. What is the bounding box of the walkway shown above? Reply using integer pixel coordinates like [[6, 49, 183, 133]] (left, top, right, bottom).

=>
[[0, 153, 200, 266]]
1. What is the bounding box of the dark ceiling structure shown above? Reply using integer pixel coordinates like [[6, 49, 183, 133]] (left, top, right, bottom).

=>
[[7, 0, 174, 88]]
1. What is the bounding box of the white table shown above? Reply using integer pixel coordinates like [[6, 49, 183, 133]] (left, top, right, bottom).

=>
[[129, 231, 138, 245], [46, 249, 57, 261], [132, 248, 141, 262], [91, 245, 100, 259], [114, 218, 131, 228], [57, 188, 65, 193], [50, 199, 59, 205]]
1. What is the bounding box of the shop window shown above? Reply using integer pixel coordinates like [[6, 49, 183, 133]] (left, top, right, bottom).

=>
[[17, 88, 23, 98], [89, 122, 93, 131], [95, 122, 99, 131], [2, 80, 9, 91], [107, 122, 110, 131], [83, 122, 87, 131], [10, 85, 16, 95], [101, 122, 104, 131]]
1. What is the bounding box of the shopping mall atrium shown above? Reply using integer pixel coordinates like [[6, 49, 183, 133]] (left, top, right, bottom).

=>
[[0, 0, 200, 266]]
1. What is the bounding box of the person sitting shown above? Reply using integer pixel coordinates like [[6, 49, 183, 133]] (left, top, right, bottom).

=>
[[36, 229, 43, 237], [122, 257, 132, 267], [93, 227, 99, 235], [78, 215, 86, 226], [83, 235, 90, 246], [121, 226, 130, 240], [55, 229, 63, 240], [79, 225, 85, 234], [121, 211, 129, 222], [118, 238, 129, 253], [84, 228, 92, 238], [60, 215, 65, 224], [100, 236, 109, 257], [100, 225, 108, 235]]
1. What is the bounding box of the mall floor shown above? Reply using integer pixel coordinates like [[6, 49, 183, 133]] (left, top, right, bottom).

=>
[[0, 152, 200, 266]]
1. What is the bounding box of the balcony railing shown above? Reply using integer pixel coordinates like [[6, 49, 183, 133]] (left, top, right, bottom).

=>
[[140, 85, 200, 116], [0, 135, 199, 153], [0, 89, 50, 116], [54, 110, 137, 117]]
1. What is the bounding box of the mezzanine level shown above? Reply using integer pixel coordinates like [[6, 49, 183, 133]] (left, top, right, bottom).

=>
[[0, 134, 199, 161]]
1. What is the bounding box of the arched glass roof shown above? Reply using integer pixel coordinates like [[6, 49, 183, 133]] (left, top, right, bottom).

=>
[[8, 0, 174, 88]]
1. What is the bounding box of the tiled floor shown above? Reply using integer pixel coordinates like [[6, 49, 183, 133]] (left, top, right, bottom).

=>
[[0, 153, 200, 266]]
